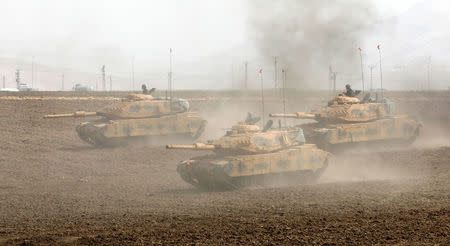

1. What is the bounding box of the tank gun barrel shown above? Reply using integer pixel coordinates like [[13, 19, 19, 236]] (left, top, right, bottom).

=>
[[166, 143, 216, 150], [44, 111, 98, 119], [269, 112, 316, 119]]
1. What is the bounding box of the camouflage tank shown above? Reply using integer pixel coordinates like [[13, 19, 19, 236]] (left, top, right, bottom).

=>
[[44, 91, 206, 146], [166, 114, 330, 190], [270, 94, 422, 151]]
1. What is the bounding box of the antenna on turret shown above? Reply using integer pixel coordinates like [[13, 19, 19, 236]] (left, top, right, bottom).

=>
[[377, 44, 383, 100], [282, 68, 287, 129]]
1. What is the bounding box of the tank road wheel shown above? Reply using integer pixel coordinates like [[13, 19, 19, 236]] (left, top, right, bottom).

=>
[[405, 126, 421, 145], [177, 161, 202, 188], [76, 123, 107, 147], [310, 158, 329, 182], [177, 161, 237, 191], [192, 120, 207, 140]]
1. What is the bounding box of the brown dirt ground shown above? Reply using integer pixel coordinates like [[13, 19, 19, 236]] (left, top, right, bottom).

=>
[[0, 91, 449, 245]]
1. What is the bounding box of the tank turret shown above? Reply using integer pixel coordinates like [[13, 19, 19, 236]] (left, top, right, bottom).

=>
[[44, 89, 206, 146], [44, 93, 189, 120], [270, 95, 392, 123]]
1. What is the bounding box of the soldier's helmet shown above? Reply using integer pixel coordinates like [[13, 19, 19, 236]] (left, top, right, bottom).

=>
[[345, 84, 351, 89]]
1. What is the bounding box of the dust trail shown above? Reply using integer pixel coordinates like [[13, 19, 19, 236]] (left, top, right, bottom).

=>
[[320, 149, 424, 184]]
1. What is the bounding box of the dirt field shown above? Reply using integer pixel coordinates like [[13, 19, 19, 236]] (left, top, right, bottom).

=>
[[0, 91, 449, 245]]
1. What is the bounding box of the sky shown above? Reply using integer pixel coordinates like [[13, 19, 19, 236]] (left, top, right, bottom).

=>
[[0, 0, 449, 90]]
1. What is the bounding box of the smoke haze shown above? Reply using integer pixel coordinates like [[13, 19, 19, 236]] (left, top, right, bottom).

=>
[[247, 0, 377, 89]]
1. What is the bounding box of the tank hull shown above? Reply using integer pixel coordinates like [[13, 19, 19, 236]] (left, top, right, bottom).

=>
[[303, 115, 421, 150], [76, 112, 206, 146], [177, 144, 329, 190]]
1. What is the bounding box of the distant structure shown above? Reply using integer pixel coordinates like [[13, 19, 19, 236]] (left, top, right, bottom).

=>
[[273, 56, 278, 88], [2, 75, 5, 88], [14, 69, 31, 91], [109, 75, 112, 91], [101, 65, 106, 91], [73, 84, 91, 91], [15, 69, 21, 89]]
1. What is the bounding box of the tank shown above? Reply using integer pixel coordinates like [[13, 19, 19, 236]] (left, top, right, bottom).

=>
[[270, 94, 422, 151], [44, 91, 206, 146], [166, 114, 330, 190]]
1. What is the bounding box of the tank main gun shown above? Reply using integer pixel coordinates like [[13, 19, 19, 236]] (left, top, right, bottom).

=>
[[269, 112, 316, 119], [166, 143, 216, 150], [44, 111, 98, 118]]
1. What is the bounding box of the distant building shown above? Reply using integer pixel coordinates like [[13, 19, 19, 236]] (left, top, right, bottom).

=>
[[72, 84, 92, 91], [18, 83, 32, 91]]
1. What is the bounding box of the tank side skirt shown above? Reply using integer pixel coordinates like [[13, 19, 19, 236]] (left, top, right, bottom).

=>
[[322, 117, 419, 144], [101, 113, 203, 138]]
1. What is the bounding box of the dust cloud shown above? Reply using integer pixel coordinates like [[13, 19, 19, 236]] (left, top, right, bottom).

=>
[[247, 0, 378, 89]]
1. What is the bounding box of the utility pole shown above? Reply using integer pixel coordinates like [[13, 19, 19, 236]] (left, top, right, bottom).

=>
[[358, 48, 364, 92], [329, 66, 333, 92], [2, 75, 5, 88], [101, 65, 106, 91], [168, 48, 173, 110], [332, 72, 337, 93], [369, 64, 375, 91], [427, 56, 431, 91], [31, 56, 34, 88], [168, 48, 173, 97], [244, 61, 248, 90], [329, 66, 337, 93], [109, 75, 112, 91], [231, 58, 234, 89], [273, 56, 278, 88], [131, 57, 135, 90]]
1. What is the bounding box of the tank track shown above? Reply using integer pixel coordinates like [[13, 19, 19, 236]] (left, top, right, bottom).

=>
[[177, 159, 328, 190]]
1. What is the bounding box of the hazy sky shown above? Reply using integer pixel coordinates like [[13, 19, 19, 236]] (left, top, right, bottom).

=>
[[0, 0, 449, 90]]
